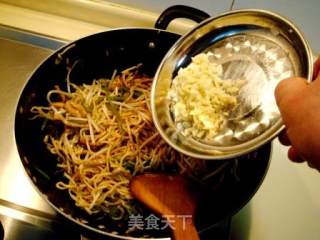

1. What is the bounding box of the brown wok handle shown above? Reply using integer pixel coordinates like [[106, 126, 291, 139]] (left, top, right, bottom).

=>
[[155, 5, 210, 30], [172, 218, 199, 240]]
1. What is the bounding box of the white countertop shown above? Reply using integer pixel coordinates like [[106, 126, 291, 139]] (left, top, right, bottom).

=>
[[231, 139, 320, 240]]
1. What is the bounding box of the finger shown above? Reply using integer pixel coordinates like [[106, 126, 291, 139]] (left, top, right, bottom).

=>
[[275, 77, 308, 125], [307, 161, 316, 169], [312, 57, 320, 80], [306, 160, 320, 172], [275, 77, 307, 106], [278, 129, 291, 146], [308, 162, 320, 172], [288, 146, 305, 163]]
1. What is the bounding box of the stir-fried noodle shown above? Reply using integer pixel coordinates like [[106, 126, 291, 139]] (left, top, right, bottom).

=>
[[31, 65, 232, 223]]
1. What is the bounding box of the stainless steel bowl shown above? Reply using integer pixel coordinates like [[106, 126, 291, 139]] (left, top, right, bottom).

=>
[[151, 9, 313, 159]]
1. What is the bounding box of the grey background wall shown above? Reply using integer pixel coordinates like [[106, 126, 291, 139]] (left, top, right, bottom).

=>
[[107, 0, 320, 54]]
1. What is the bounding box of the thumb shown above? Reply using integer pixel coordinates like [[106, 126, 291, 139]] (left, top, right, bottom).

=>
[[274, 77, 308, 124], [275, 77, 307, 107], [313, 57, 320, 80]]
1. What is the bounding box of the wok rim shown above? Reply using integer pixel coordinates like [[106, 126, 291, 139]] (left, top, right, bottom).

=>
[[13, 27, 272, 239]]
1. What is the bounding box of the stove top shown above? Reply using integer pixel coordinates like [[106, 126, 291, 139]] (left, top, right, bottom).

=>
[[0, 36, 56, 216], [0, 27, 231, 240], [0, 199, 80, 240]]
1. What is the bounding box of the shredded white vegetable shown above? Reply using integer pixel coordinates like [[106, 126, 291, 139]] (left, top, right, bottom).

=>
[[169, 52, 243, 141]]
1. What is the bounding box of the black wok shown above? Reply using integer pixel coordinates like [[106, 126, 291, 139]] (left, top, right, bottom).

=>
[[15, 5, 271, 239]]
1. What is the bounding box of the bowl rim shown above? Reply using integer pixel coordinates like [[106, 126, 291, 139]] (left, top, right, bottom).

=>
[[151, 8, 313, 159]]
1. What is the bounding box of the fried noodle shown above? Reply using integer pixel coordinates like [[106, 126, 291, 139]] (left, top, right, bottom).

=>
[[31, 65, 229, 223]]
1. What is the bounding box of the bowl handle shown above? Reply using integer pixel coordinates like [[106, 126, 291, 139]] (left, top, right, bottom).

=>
[[155, 5, 210, 30]]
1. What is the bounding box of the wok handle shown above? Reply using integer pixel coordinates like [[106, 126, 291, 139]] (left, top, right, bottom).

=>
[[155, 5, 210, 30]]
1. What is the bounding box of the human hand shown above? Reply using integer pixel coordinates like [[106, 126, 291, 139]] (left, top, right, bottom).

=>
[[275, 57, 320, 171]]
